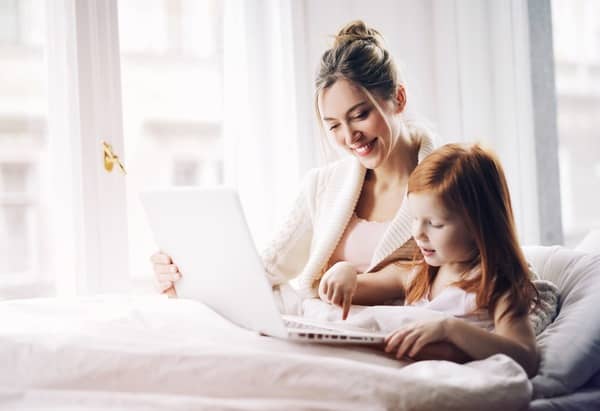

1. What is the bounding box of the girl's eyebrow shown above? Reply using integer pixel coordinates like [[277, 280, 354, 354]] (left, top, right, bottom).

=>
[[322, 101, 368, 122]]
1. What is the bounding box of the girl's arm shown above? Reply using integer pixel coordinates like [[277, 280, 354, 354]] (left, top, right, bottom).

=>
[[385, 295, 538, 376], [444, 297, 539, 377], [352, 262, 413, 305], [411, 342, 472, 363]]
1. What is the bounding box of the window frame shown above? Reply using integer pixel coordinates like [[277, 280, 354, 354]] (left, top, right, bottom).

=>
[[0, 160, 40, 284], [46, 0, 130, 295]]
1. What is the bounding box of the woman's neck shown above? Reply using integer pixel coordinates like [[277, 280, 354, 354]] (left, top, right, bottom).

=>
[[368, 134, 418, 191]]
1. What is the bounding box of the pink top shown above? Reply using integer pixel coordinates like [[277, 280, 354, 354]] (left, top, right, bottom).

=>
[[330, 213, 390, 273]]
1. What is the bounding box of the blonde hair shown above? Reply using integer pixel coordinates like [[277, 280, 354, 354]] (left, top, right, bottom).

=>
[[314, 20, 431, 163]]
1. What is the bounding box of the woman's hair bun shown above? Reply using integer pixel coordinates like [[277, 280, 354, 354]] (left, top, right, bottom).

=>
[[333, 20, 384, 49]]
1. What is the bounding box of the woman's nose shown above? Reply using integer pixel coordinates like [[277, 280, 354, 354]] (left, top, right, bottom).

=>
[[344, 127, 361, 146]]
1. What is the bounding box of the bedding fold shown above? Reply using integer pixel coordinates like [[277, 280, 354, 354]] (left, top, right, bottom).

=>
[[0, 295, 531, 410]]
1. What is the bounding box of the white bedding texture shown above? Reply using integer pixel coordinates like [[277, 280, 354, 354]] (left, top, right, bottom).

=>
[[1, 296, 531, 411], [524, 245, 600, 409], [1, 243, 599, 410]]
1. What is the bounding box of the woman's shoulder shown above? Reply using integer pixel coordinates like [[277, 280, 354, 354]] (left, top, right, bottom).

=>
[[296, 157, 364, 206], [406, 120, 436, 162], [303, 156, 362, 184], [314, 156, 360, 173]]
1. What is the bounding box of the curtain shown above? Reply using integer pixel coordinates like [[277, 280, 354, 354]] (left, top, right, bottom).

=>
[[223, 0, 309, 248]]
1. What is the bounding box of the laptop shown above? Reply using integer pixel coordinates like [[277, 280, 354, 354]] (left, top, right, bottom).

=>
[[139, 186, 385, 345]]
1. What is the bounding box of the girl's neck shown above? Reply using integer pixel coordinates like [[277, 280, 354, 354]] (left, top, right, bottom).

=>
[[437, 261, 476, 280]]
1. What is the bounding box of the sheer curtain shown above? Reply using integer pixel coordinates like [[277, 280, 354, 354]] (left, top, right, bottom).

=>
[[223, 0, 310, 249]]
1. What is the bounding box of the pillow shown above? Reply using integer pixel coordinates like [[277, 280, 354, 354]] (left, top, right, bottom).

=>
[[523, 245, 600, 399], [576, 229, 600, 254], [529, 279, 559, 336]]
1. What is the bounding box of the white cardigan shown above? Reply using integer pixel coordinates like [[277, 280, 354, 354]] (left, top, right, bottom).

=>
[[260, 135, 434, 298]]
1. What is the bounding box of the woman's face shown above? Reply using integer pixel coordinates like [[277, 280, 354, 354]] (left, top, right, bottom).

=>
[[318, 79, 401, 169]]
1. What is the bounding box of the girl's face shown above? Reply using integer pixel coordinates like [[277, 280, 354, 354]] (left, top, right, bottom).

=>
[[408, 191, 477, 271], [318, 79, 401, 169]]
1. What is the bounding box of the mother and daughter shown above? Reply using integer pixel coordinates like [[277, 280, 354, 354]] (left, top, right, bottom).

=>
[[151, 20, 539, 377]]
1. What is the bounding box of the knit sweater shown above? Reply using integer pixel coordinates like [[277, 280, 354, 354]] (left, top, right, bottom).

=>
[[260, 134, 435, 298]]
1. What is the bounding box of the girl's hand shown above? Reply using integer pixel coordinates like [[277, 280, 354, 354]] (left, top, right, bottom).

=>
[[318, 261, 358, 320], [384, 317, 451, 359], [150, 251, 181, 297]]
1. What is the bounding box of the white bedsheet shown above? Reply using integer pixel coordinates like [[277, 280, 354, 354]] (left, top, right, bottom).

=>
[[0, 295, 531, 410]]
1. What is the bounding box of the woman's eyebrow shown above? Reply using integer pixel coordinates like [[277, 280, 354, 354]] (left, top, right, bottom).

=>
[[322, 101, 368, 121]]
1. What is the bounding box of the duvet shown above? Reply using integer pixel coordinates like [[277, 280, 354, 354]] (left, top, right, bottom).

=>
[[0, 295, 530, 411]]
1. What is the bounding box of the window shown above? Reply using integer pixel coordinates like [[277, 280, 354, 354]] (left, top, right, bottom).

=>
[[1, 0, 568, 298], [0, 163, 34, 274], [117, 0, 224, 288], [0, 0, 19, 44], [0, 0, 230, 297], [552, 0, 600, 246], [172, 160, 199, 186], [0, 0, 45, 47], [0, 0, 51, 297]]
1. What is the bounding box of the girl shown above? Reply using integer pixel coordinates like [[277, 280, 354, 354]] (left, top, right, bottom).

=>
[[384, 143, 540, 377]]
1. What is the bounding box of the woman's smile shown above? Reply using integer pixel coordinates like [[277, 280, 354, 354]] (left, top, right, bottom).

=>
[[352, 139, 377, 156]]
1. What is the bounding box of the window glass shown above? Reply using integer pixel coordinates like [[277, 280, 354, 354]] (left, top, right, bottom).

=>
[[0, 0, 50, 296], [552, 0, 600, 246], [118, 0, 224, 290]]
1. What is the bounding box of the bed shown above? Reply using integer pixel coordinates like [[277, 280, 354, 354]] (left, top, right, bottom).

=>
[[1, 244, 599, 410]]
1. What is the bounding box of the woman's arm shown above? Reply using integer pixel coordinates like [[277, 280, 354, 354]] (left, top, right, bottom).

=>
[[150, 251, 181, 297], [352, 262, 413, 305], [260, 173, 316, 286], [319, 260, 414, 319]]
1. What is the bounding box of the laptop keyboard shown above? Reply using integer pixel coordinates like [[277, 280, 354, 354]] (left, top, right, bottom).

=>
[[283, 319, 339, 333]]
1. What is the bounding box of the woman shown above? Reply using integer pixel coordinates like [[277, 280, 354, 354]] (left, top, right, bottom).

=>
[[152, 20, 434, 319]]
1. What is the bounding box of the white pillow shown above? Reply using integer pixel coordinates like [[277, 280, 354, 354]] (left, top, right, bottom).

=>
[[523, 245, 600, 399], [576, 229, 600, 254]]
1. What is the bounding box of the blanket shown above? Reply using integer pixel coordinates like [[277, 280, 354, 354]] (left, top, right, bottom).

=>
[[301, 279, 560, 336], [0, 295, 531, 410]]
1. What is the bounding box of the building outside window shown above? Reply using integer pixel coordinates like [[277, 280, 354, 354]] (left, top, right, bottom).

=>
[[117, 0, 224, 285], [0, 0, 224, 295], [552, 0, 600, 246], [0, 0, 47, 294]]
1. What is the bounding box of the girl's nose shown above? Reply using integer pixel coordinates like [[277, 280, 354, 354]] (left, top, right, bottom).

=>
[[412, 220, 426, 240]]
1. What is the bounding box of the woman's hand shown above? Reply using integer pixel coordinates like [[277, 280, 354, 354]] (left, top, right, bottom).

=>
[[384, 317, 450, 359], [150, 251, 181, 297], [318, 261, 358, 320]]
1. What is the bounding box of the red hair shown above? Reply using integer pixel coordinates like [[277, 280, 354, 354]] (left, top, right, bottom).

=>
[[405, 143, 538, 319]]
